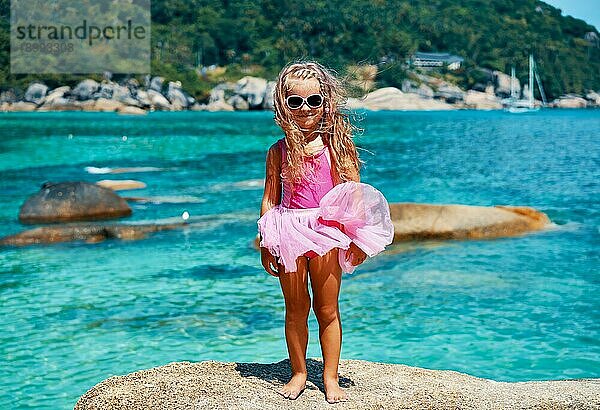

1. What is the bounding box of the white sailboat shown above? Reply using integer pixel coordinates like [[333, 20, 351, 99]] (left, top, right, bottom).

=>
[[504, 54, 547, 113]]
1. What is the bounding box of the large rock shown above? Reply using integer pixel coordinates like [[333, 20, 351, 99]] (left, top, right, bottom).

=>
[[346, 87, 456, 111], [19, 181, 131, 224], [434, 84, 465, 103], [73, 358, 600, 410], [493, 70, 519, 97], [83, 98, 124, 112], [72, 79, 100, 100], [209, 82, 237, 104], [235, 76, 268, 108], [166, 81, 194, 110], [43, 86, 71, 105], [227, 95, 250, 111], [553, 96, 588, 109], [149, 76, 165, 92], [24, 82, 48, 105], [263, 81, 276, 110], [146, 89, 172, 111], [584, 90, 600, 106], [389, 203, 551, 241], [464, 90, 503, 110]]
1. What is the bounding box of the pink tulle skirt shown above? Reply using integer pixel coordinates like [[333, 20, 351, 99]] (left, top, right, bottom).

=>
[[257, 181, 394, 274]]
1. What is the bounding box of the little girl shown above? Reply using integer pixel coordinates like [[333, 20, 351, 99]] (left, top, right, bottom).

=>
[[257, 61, 394, 403]]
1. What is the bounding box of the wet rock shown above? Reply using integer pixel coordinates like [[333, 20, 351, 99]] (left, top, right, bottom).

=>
[[73, 358, 600, 410], [0, 221, 184, 246], [18, 181, 131, 224]]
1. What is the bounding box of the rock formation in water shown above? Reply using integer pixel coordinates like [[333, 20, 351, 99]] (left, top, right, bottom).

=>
[[389, 203, 552, 241], [253, 202, 553, 250], [74, 358, 600, 410], [0, 221, 186, 246], [18, 181, 132, 224]]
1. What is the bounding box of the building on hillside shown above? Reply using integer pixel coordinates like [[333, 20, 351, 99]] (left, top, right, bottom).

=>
[[408, 52, 464, 70]]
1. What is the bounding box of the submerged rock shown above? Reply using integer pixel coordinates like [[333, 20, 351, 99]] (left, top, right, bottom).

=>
[[74, 358, 600, 410], [0, 221, 185, 246], [18, 181, 131, 224]]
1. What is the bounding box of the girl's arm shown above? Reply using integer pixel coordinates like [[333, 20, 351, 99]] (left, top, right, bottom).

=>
[[260, 143, 282, 219]]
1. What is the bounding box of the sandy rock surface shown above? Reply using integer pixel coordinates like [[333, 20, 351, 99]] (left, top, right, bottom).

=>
[[75, 358, 600, 410]]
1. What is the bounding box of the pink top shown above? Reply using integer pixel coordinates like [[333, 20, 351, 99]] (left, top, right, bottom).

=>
[[278, 138, 335, 209]]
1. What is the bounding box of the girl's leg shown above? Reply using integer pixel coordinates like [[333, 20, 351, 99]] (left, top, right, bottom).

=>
[[277, 255, 310, 399], [308, 247, 349, 403]]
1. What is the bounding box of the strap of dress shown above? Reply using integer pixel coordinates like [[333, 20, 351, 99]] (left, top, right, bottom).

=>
[[277, 138, 286, 164], [277, 138, 289, 207]]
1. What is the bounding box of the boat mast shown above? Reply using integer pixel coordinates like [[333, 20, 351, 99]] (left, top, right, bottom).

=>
[[510, 66, 516, 99], [534, 68, 547, 106], [529, 54, 534, 109]]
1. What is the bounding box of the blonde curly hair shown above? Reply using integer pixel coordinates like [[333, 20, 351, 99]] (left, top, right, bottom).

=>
[[273, 60, 363, 186]]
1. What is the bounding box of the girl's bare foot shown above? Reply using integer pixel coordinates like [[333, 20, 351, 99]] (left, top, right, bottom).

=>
[[277, 373, 307, 400], [323, 377, 349, 403]]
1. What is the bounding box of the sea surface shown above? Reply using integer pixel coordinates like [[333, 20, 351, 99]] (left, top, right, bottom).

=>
[[0, 109, 598, 409]]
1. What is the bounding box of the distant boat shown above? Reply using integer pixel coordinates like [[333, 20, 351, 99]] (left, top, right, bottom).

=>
[[503, 54, 547, 113]]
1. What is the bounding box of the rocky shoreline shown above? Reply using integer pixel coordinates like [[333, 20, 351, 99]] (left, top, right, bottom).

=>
[[74, 358, 600, 409], [1, 69, 599, 113]]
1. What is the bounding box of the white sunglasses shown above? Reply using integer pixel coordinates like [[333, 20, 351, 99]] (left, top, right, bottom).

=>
[[285, 94, 324, 110]]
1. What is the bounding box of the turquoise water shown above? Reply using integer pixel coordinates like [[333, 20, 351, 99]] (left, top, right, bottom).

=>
[[0, 110, 598, 409]]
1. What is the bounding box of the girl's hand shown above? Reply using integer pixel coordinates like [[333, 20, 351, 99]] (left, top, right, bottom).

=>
[[260, 247, 280, 277], [346, 242, 367, 266]]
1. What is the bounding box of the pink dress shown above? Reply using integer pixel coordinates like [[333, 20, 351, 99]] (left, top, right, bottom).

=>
[[257, 137, 394, 274]]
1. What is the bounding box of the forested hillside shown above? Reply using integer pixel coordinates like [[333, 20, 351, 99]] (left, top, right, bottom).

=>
[[0, 0, 598, 100]]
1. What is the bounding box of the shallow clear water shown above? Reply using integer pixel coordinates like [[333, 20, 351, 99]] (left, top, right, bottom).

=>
[[0, 110, 598, 409]]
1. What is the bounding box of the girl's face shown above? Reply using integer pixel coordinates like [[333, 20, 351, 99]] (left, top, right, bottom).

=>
[[285, 77, 324, 133]]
